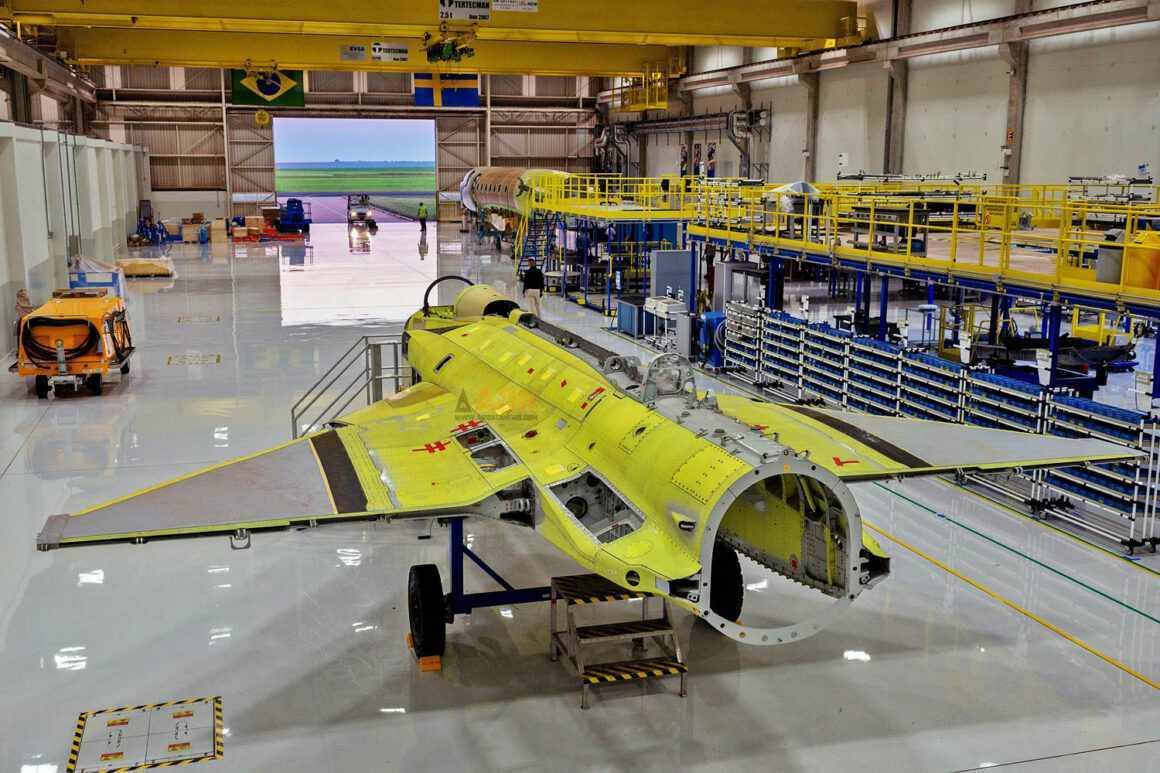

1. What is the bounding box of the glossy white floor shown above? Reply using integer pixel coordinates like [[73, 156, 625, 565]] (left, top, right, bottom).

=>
[[1, 223, 1157, 773]]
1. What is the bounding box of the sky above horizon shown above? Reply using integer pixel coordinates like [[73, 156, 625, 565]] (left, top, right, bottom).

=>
[[274, 117, 435, 163]]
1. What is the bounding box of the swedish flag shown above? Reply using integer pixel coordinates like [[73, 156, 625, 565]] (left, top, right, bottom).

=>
[[414, 73, 480, 108]]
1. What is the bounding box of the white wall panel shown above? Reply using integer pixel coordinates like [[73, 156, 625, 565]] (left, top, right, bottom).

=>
[[752, 79, 809, 182], [911, 0, 1016, 34], [0, 126, 143, 354], [1022, 23, 1160, 182], [816, 66, 889, 181], [904, 53, 1009, 180], [692, 47, 746, 74]]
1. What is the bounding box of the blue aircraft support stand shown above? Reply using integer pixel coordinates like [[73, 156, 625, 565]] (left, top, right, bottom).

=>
[[1046, 303, 1063, 387], [445, 517, 551, 618], [767, 256, 785, 311]]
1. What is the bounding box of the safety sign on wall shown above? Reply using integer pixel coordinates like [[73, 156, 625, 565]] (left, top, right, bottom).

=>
[[372, 41, 410, 62], [439, 0, 492, 21]]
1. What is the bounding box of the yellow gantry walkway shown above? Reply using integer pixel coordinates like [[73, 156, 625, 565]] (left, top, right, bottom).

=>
[[524, 175, 1160, 315]]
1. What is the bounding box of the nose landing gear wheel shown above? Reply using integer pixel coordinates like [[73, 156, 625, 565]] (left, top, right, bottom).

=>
[[709, 540, 744, 623], [85, 374, 103, 396], [34, 375, 50, 399], [407, 563, 447, 658]]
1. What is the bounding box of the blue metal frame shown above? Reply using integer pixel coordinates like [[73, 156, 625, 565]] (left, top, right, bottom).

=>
[[445, 517, 551, 617], [689, 234, 1160, 319], [878, 275, 889, 341], [1046, 303, 1063, 387]]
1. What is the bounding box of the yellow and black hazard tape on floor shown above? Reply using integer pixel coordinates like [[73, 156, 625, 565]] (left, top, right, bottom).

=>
[[66, 696, 223, 773], [552, 573, 650, 605], [580, 658, 687, 684]]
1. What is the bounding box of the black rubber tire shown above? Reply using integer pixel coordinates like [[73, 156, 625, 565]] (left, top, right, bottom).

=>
[[709, 540, 744, 623], [86, 374, 103, 396], [34, 375, 50, 399], [120, 361, 130, 375], [407, 564, 446, 657]]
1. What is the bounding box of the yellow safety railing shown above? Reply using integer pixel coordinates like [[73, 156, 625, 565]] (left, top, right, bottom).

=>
[[520, 172, 1160, 307]]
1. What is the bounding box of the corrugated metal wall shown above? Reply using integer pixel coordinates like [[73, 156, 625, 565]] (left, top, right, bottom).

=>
[[227, 112, 275, 216], [367, 72, 411, 94], [121, 66, 171, 91], [92, 104, 228, 191], [436, 115, 483, 221], [307, 71, 355, 93], [534, 76, 576, 98], [184, 68, 221, 91]]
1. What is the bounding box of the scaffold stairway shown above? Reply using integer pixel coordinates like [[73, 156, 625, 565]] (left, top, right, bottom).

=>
[[516, 210, 561, 272], [549, 573, 687, 709]]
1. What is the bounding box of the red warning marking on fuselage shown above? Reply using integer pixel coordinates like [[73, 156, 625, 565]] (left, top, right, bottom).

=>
[[751, 424, 768, 431], [413, 441, 450, 454], [560, 379, 567, 388], [588, 386, 605, 399], [832, 456, 860, 467], [451, 419, 482, 434], [527, 367, 535, 374]]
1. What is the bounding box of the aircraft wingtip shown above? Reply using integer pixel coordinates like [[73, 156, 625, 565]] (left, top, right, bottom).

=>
[[37, 514, 68, 551]]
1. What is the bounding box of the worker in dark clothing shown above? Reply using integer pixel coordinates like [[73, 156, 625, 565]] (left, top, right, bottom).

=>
[[521, 259, 545, 317]]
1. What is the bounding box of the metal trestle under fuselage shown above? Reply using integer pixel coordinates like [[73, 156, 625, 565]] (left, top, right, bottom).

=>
[[549, 573, 688, 709]]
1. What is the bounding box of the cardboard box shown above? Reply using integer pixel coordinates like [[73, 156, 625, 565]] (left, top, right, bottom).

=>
[[191, 212, 205, 223], [244, 215, 264, 230], [210, 226, 229, 242], [182, 223, 202, 243], [164, 221, 181, 236]]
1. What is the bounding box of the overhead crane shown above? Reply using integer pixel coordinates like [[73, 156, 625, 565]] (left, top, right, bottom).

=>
[[1, 0, 862, 76]]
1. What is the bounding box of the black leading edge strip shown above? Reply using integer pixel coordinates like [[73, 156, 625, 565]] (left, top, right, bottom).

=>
[[310, 430, 369, 514]]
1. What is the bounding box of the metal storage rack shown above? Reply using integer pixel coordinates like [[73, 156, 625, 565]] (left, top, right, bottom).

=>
[[713, 300, 1157, 553], [847, 338, 901, 415], [1039, 395, 1159, 551], [760, 310, 806, 397], [801, 323, 851, 405], [965, 372, 1046, 432], [900, 352, 965, 422], [723, 300, 763, 383]]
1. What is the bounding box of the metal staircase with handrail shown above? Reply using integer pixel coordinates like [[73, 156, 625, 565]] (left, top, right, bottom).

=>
[[290, 332, 409, 438]]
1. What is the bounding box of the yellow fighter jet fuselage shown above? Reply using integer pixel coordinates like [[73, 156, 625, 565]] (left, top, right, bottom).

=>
[[37, 281, 1139, 656], [394, 284, 890, 645]]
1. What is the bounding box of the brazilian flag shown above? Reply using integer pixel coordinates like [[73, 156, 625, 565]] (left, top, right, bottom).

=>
[[231, 69, 305, 107]]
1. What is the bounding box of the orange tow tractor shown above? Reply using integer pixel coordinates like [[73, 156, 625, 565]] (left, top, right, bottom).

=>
[[10, 289, 134, 398]]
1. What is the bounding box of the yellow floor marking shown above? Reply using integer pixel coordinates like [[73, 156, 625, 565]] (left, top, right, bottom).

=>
[[864, 520, 1159, 690]]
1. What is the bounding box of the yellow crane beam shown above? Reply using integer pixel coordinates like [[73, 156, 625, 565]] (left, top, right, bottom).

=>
[[53, 28, 670, 77], [4, 0, 861, 47]]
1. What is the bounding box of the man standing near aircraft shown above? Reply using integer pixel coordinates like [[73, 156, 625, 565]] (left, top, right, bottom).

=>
[[521, 258, 545, 317], [417, 201, 429, 233]]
